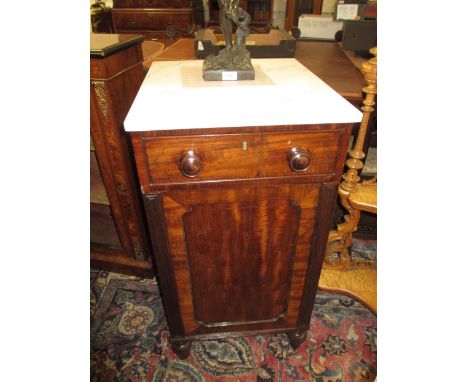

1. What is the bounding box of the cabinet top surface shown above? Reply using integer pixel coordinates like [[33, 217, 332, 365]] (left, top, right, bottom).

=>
[[124, 58, 363, 132], [90, 33, 144, 57]]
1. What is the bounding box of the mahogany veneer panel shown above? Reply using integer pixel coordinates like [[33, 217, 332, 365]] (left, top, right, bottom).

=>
[[185, 198, 300, 326]]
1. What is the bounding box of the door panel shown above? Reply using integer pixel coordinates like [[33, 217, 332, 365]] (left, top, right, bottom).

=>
[[160, 183, 320, 336], [184, 199, 300, 326]]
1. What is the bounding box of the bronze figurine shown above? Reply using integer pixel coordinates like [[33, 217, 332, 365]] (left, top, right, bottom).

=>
[[203, 0, 255, 80]]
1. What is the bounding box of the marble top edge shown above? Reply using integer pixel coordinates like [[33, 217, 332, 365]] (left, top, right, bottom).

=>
[[124, 58, 363, 132]]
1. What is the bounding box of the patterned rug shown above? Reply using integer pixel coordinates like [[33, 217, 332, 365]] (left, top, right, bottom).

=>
[[91, 241, 377, 382]]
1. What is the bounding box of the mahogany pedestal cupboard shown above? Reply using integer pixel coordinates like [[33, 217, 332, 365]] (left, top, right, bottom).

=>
[[90, 34, 153, 277], [124, 59, 362, 358]]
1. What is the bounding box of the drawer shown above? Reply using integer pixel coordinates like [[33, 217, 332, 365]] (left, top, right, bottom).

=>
[[112, 10, 193, 31], [139, 129, 346, 185]]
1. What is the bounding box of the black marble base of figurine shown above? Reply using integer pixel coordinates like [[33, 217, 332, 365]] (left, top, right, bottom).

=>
[[203, 66, 255, 81]]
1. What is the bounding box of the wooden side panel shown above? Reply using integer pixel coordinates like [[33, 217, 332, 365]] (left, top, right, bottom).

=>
[[90, 38, 153, 276], [143, 193, 187, 338], [298, 182, 339, 329], [90, 76, 149, 261]]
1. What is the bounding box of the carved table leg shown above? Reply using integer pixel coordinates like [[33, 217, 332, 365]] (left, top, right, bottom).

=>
[[287, 330, 307, 350], [171, 340, 192, 359], [324, 199, 359, 270]]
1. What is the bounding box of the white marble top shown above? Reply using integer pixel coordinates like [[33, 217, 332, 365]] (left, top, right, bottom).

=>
[[124, 58, 362, 132]]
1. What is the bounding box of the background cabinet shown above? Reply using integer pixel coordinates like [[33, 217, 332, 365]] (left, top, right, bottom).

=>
[[90, 34, 153, 277], [111, 0, 205, 39]]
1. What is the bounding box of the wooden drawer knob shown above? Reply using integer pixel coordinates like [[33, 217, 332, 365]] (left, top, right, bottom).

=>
[[287, 146, 311, 172], [180, 150, 203, 177]]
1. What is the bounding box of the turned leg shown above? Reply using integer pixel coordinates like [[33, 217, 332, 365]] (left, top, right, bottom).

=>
[[325, 47, 377, 270], [171, 340, 192, 359], [287, 330, 307, 350]]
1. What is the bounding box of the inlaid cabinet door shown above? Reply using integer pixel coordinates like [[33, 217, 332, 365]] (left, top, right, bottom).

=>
[[144, 182, 335, 338]]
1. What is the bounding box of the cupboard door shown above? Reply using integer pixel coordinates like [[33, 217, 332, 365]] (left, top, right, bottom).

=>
[[144, 182, 334, 338]]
